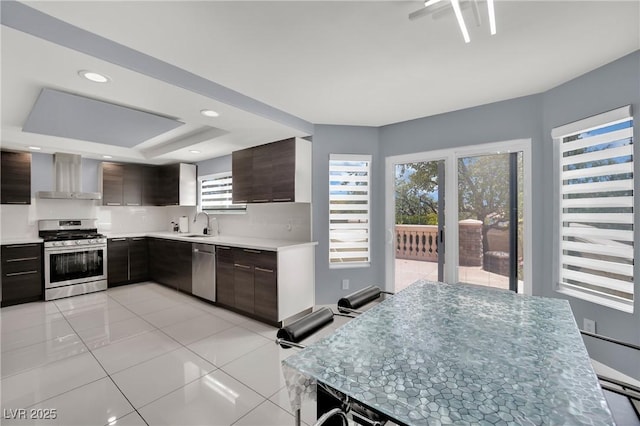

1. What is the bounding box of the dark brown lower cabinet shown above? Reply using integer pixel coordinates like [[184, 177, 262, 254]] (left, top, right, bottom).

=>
[[108, 237, 148, 287], [216, 247, 277, 322], [253, 263, 278, 321], [148, 238, 191, 293], [216, 246, 234, 307], [233, 262, 254, 314], [1, 243, 43, 306], [107, 238, 129, 286], [128, 237, 149, 283]]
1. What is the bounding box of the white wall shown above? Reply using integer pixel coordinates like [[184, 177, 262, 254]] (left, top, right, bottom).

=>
[[0, 199, 174, 240], [194, 156, 312, 242]]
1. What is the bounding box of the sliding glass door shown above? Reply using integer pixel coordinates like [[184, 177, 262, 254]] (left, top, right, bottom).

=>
[[393, 160, 445, 292], [457, 152, 523, 292], [385, 140, 531, 294]]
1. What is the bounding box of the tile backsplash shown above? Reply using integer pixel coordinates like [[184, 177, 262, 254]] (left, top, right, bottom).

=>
[[1, 199, 311, 242]]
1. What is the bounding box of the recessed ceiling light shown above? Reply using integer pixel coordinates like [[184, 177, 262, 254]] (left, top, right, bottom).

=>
[[28, 146, 41, 150], [102, 155, 113, 159], [200, 109, 219, 118], [189, 150, 201, 154], [78, 70, 110, 83]]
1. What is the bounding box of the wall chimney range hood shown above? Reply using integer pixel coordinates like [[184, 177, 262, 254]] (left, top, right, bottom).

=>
[[37, 153, 102, 200]]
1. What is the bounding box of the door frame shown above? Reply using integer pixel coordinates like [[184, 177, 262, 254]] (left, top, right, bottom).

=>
[[384, 139, 533, 295]]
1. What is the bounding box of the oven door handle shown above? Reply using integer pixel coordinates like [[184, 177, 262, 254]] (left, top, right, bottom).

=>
[[45, 245, 107, 254]]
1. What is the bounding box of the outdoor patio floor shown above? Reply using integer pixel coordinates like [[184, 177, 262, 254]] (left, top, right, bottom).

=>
[[395, 259, 521, 293]]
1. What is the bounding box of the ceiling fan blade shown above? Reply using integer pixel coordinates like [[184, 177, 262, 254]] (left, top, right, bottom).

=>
[[470, 0, 482, 26], [408, 0, 445, 21], [408, 7, 432, 21]]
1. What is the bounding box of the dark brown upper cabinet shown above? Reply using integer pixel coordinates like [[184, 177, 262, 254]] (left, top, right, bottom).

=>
[[231, 148, 253, 204], [100, 162, 143, 206], [157, 163, 197, 206], [142, 165, 159, 206], [231, 137, 311, 204], [251, 144, 273, 203], [1, 151, 32, 205], [100, 162, 195, 206], [99, 162, 125, 206], [123, 164, 143, 206]]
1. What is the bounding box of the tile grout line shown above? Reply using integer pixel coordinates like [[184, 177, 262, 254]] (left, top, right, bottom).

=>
[[2, 283, 291, 425], [3, 302, 116, 419], [59, 298, 151, 426], [229, 399, 275, 426]]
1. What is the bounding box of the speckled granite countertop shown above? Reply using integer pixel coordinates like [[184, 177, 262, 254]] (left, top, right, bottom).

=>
[[283, 280, 613, 425]]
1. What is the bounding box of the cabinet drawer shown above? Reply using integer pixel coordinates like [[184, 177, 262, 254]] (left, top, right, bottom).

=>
[[254, 252, 277, 270], [2, 270, 42, 306], [3, 258, 41, 275], [2, 244, 41, 262], [216, 246, 233, 258]]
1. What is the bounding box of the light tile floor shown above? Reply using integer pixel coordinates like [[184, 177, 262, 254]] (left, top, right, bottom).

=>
[[2, 282, 633, 425], [0, 282, 330, 426]]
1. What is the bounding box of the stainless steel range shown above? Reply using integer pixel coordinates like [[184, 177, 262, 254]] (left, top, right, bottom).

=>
[[39, 219, 107, 301]]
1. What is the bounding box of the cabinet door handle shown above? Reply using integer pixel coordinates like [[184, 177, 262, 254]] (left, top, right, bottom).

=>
[[5, 244, 38, 248], [252, 199, 269, 203], [255, 267, 274, 273], [125, 203, 141, 206], [217, 246, 231, 250], [243, 249, 261, 254], [110, 238, 127, 241], [131, 237, 146, 241], [106, 203, 121, 206], [6, 201, 28, 204], [235, 200, 248, 203], [6, 270, 38, 277], [272, 198, 292, 202], [233, 263, 251, 270], [6, 257, 38, 262]]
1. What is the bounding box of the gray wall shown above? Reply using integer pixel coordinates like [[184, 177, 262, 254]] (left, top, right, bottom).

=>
[[540, 51, 640, 378], [30, 153, 100, 194], [311, 125, 383, 305], [196, 155, 232, 175], [379, 94, 544, 294], [373, 50, 639, 379]]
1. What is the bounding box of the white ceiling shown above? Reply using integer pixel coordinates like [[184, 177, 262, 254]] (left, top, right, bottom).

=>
[[2, 1, 639, 163]]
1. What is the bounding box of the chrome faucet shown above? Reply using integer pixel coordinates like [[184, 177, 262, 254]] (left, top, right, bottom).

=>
[[194, 211, 211, 235], [194, 211, 219, 236]]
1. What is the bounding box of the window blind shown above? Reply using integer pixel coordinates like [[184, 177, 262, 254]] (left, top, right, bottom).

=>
[[199, 173, 246, 212], [329, 154, 371, 267], [556, 108, 634, 310]]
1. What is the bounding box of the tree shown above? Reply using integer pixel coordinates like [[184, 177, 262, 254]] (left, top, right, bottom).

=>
[[396, 156, 521, 256], [458, 155, 512, 255], [395, 162, 440, 225]]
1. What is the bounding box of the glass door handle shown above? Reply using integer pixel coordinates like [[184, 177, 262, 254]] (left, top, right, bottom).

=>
[[386, 228, 394, 244]]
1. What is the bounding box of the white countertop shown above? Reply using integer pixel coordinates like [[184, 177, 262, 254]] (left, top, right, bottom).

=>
[[1, 237, 44, 245], [104, 231, 317, 252]]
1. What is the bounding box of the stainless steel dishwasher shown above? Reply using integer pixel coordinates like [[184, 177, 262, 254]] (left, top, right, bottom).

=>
[[192, 243, 216, 302]]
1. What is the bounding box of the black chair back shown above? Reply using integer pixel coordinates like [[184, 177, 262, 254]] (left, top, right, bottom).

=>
[[338, 286, 383, 312], [277, 307, 334, 348]]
